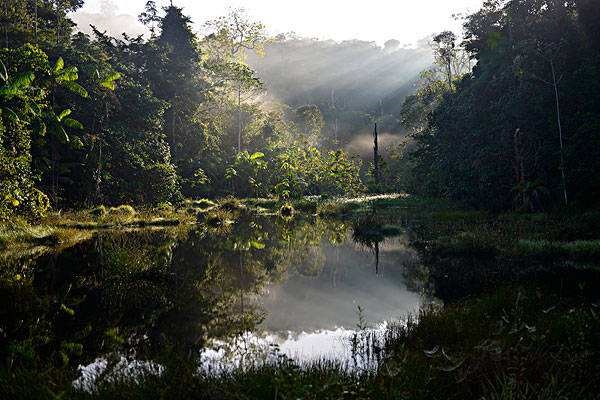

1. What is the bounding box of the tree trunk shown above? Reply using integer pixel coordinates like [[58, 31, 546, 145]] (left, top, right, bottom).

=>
[[373, 123, 380, 191], [331, 89, 338, 143], [374, 241, 380, 275], [34, 0, 38, 42], [237, 84, 242, 153], [551, 60, 568, 207]]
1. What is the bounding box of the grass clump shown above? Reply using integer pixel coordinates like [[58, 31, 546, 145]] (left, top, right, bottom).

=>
[[107, 205, 136, 219], [199, 208, 236, 228], [377, 284, 600, 400], [0, 222, 55, 248], [218, 197, 245, 212], [187, 199, 217, 211], [244, 198, 278, 210]]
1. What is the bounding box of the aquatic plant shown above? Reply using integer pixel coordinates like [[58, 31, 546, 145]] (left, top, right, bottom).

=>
[[187, 199, 217, 211], [202, 208, 236, 228], [218, 197, 245, 212]]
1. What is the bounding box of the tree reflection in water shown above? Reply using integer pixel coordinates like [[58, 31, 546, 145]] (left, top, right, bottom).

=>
[[0, 213, 422, 388]]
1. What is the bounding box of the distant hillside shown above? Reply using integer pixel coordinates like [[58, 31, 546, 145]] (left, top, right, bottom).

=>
[[247, 36, 433, 153]]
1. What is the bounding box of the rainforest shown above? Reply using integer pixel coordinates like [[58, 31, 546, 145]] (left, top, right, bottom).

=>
[[1, 0, 600, 399]]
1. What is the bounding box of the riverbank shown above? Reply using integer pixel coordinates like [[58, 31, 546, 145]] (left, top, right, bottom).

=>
[[0, 195, 406, 251], [2, 196, 600, 399]]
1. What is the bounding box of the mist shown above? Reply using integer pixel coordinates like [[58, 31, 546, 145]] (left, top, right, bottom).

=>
[[72, 1, 434, 157], [71, 0, 147, 37]]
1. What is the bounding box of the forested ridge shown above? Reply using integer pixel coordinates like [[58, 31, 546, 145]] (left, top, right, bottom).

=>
[[1, 0, 600, 222], [246, 37, 433, 145]]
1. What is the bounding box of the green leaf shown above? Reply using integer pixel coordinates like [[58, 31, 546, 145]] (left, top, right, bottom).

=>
[[12, 71, 35, 89], [58, 109, 72, 121], [58, 66, 79, 82], [60, 304, 75, 316], [100, 72, 122, 90], [54, 57, 64, 73], [0, 60, 7, 82], [62, 118, 84, 130], [100, 81, 116, 90], [250, 241, 265, 250], [63, 81, 88, 98], [53, 124, 69, 143], [250, 152, 265, 160]]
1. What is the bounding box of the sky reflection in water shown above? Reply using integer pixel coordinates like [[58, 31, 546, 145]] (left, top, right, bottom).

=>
[[203, 236, 422, 367]]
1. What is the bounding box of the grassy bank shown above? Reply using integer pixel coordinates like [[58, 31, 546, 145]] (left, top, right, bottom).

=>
[[0, 194, 368, 250]]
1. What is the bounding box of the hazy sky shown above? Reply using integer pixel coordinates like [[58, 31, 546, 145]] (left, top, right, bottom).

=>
[[74, 0, 484, 45]]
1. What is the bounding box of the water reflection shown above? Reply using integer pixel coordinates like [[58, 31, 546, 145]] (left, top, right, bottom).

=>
[[261, 237, 420, 333], [199, 235, 421, 368], [0, 213, 422, 385]]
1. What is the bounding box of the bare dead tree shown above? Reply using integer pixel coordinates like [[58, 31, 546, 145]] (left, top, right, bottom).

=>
[[373, 123, 380, 190], [533, 43, 568, 207]]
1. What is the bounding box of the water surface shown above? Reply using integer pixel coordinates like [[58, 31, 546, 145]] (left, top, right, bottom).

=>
[[0, 214, 422, 383]]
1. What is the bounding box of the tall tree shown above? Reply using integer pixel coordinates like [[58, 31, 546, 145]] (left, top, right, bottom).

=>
[[204, 9, 266, 152], [432, 31, 457, 89], [401, 0, 600, 210], [148, 4, 206, 196]]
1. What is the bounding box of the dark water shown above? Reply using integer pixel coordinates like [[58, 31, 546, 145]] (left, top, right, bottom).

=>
[[0, 215, 423, 385]]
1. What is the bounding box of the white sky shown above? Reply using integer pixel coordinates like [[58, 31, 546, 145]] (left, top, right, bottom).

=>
[[75, 0, 484, 45]]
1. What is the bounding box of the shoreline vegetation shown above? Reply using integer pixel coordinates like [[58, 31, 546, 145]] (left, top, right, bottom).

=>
[[1, 194, 403, 250], [3, 193, 600, 263]]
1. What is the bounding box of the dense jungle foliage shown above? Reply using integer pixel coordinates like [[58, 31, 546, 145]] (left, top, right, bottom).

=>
[[1, 1, 600, 398], [396, 0, 600, 211], [1, 0, 599, 217], [0, 1, 364, 221]]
